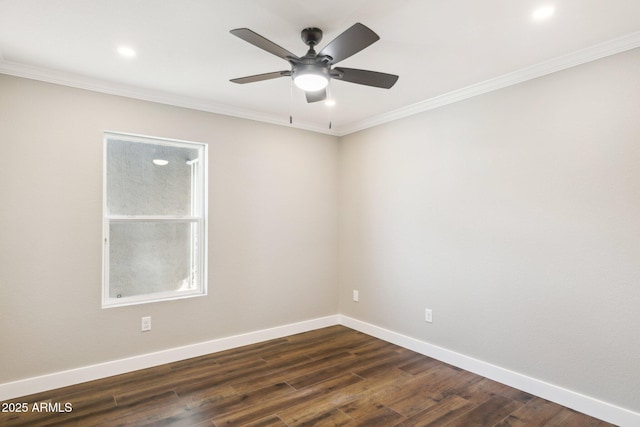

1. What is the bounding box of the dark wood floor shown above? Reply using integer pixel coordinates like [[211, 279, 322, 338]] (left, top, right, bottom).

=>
[[1, 326, 615, 426]]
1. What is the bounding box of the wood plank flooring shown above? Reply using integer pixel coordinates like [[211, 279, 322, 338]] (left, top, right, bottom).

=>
[[0, 326, 616, 426]]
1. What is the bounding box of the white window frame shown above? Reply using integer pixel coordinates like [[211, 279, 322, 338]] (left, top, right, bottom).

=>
[[102, 131, 208, 308]]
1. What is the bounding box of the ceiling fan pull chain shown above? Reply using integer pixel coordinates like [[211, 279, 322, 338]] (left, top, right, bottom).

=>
[[289, 79, 294, 125], [328, 84, 333, 129]]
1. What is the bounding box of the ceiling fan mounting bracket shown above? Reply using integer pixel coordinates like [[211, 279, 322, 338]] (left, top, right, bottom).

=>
[[301, 27, 323, 47]]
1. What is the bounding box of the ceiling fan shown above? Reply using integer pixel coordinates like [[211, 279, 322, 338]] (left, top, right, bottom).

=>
[[229, 23, 399, 103]]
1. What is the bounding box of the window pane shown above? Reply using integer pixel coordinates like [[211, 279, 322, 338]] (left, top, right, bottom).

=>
[[108, 221, 199, 298], [106, 138, 200, 216]]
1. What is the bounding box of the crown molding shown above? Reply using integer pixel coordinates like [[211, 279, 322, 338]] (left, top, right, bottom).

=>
[[0, 60, 339, 136], [2, 31, 639, 137], [336, 31, 640, 136]]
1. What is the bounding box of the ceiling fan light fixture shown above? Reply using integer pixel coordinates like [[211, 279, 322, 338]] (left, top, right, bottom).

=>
[[293, 73, 329, 92], [292, 63, 330, 92], [230, 24, 398, 102]]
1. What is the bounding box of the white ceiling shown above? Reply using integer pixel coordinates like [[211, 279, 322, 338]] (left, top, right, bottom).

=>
[[1, 0, 639, 135]]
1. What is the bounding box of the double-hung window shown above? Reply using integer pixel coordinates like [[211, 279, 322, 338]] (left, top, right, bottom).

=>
[[103, 132, 207, 308]]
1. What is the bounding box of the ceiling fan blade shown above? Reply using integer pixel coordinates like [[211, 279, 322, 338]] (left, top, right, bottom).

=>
[[230, 71, 291, 84], [230, 28, 299, 61], [305, 88, 327, 103], [318, 23, 379, 64], [333, 67, 399, 89]]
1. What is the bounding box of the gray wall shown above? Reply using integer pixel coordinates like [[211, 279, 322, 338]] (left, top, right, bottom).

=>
[[339, 48, 640, 412], [0, 74, 338, 381]]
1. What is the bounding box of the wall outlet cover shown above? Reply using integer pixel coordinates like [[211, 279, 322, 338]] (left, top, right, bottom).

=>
[[141, 316, 152, 332], [425, 309, 433, 323]]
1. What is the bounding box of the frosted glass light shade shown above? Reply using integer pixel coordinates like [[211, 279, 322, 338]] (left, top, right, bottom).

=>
[[294, 73, 329, 92]]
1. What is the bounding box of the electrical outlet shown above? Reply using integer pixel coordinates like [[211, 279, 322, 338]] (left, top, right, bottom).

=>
[[353, 290, 359, 302], [425, 309, 433, 323], [141, 316, 151, 332]]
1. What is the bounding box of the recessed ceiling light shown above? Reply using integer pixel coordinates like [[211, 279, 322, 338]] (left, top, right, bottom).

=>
[[532, 5, 555, 21], [152, 159, 169, 166], [117, 45, 137, 58]]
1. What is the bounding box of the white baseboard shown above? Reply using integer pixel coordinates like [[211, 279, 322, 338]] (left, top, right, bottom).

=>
[[2, 314, 637, 426], [339, 315, 639, 427], [0, 315, 339, 402]]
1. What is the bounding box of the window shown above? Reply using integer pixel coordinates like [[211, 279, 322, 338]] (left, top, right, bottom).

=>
[[102, 132, 207, 307]]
